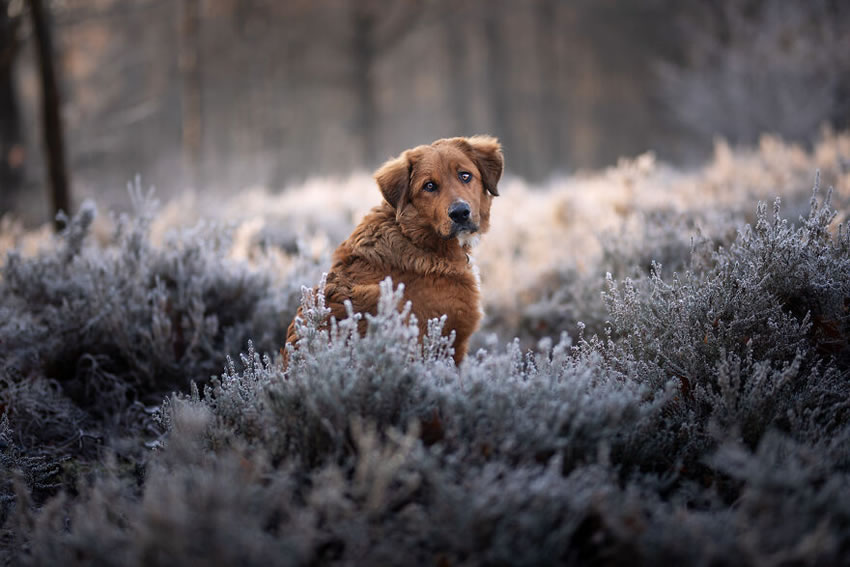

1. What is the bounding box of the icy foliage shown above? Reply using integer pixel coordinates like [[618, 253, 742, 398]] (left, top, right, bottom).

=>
[[2, 136, 850, 565], [0, 181, 306, 525]]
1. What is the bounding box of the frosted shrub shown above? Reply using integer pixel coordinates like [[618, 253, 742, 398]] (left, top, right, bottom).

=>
[[15, 277, 667, 565], [20, 227, 849, 565], [5, 137, 850, 565], [197, 276, 661, 474], [1, 187, 290, 405], [0, 184, 303, 515], [604, 185, 850, 455]]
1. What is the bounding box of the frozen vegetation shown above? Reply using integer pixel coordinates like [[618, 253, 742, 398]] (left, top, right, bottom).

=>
[[1, 132, 850, 565]]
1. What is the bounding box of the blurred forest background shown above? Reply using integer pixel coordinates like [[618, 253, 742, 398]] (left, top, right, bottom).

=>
[[1, 0, 849, 224]]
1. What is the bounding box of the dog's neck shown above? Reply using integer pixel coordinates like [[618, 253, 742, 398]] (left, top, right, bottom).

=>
[[396, 212, 467, 260], [456, 233, 480, 250], [372, 203, 472, 272]]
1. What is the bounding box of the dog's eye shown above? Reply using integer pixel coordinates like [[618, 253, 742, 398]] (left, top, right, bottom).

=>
[[458, 171, 472, 183], [423, 181, 437, 192]]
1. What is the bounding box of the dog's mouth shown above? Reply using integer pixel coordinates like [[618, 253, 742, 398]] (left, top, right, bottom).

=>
[[444, 222, 479, 240]]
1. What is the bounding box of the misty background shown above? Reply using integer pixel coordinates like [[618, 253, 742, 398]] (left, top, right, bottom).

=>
[[1, 0, 849, 225]]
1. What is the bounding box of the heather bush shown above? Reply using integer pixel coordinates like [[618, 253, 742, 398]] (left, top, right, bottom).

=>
[[11, 278, 665, 566], [3, 135, 850, 565], [605, 186, 850, 450], [0, 181, 320, 521]]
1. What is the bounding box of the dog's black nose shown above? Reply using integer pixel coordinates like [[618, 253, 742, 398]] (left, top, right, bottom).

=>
[[448, 201, 471, 223]]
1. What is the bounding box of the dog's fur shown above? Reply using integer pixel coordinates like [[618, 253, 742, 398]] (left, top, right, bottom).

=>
[[285, 136, 503, 365]]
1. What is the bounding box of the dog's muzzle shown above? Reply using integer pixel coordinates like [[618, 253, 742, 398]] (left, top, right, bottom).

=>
[[448, 201, 471, 224], [448, 200, 478, 234]]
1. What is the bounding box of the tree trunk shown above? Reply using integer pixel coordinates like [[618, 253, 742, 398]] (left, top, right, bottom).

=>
[[352, 7, 377, 167], [445, 4, 469, 136], [535, 0, 563, 171], [29, 0, 70, 229], [482, 2, 511, 164], [179, 0, 203, 190], [0, 3, 23, 215]]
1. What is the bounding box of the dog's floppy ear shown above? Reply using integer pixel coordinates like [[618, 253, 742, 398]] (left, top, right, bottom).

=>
[[374, 152, 411, 211], [456, 136, 504, 196]]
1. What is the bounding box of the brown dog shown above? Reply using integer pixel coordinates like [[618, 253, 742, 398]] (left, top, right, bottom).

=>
[[285, 136, 503, 365]]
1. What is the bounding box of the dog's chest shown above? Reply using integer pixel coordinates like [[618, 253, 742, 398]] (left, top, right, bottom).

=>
[[401, 264, 482, 337], [464, 251, 485, 320]]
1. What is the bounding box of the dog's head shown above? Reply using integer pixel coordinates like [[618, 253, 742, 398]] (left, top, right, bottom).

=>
[[374, 136, 503, 243]]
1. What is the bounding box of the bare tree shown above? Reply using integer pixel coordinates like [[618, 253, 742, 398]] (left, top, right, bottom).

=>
[[481, 0, 512, 162], [444, 2, 470, 135], [29, 0, 70, 229], [534, 0, 563, 171], [349, 1, 428, 167], [0, 0, 24, 215], [179, 0, 202, 190], [351, 4, 377, 166]]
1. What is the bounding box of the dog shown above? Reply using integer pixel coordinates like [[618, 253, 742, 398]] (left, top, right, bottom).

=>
[[285, 136, 503, 365]]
